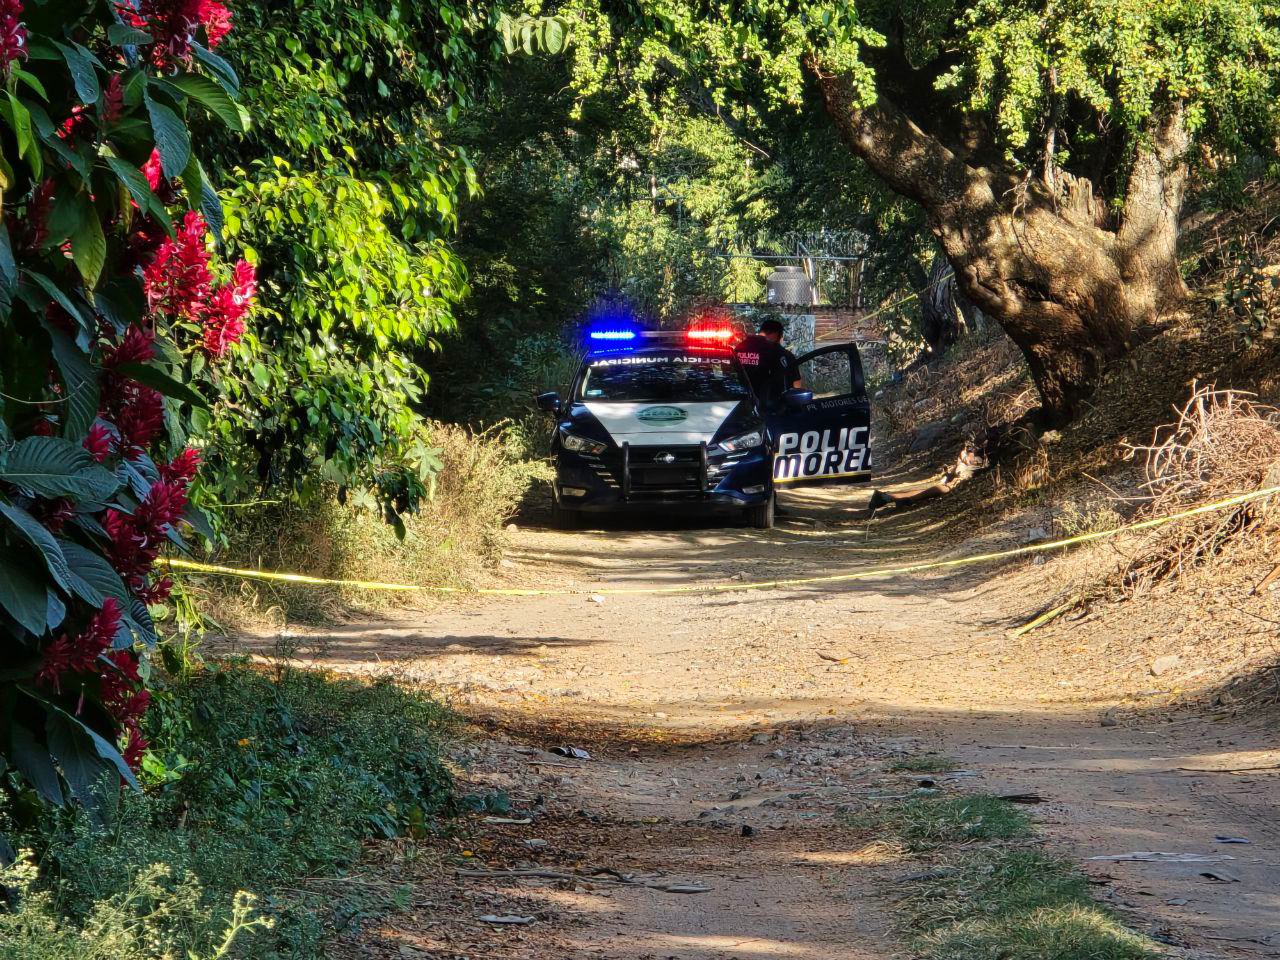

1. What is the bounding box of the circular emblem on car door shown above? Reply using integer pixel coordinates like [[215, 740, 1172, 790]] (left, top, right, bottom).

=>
[[653, 451, 677, 464], [637, 405, 687, 425]]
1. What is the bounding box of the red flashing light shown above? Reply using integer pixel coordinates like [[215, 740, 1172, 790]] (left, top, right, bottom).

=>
[[686, 323, 740, 345]]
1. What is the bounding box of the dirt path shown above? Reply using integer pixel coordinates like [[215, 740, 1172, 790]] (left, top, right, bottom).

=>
[[227, 483, 1280, 959]]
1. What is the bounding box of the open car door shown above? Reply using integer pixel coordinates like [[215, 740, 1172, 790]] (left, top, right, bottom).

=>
[[766, 343, 872, 487]]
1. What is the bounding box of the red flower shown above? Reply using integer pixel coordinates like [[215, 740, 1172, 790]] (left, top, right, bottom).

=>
[[84, 423, 114, 463], [123, 216, 169, 271], [36, 598, 123, 691], [203, 259, 255, 357], [33, 497, 75, 534], [102, 451, 197, 592], [59, 105, 92, 145], [100, 326, 166, 457], [101, 651, 151, 726], [112, 386, 166, 456], [160, 446, 201, 485], [0, 0, 27, 74], [101, 74, 124, 125], [143, 211, 212, 323], [104, 325, 157, 368], [121, 727, 148, 770], [125, 0, 232, 67], [22, 178, 53, 251]]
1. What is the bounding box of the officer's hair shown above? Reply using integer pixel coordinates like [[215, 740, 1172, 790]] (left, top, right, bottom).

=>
[[758, 318, 784, 337]]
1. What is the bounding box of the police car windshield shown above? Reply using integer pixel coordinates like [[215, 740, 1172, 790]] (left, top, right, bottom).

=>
[[579, 352, 750, 403]]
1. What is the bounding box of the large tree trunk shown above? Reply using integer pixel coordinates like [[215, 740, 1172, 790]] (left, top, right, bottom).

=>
[[813, 69, 1189, 427]]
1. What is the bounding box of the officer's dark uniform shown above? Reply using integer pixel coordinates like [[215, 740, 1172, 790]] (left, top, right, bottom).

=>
[[734, 333, 799, 411]]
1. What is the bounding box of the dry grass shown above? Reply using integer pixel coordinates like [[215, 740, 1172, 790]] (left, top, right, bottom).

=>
[[192, 422, 545, 626], [1120, 385, 1280, 593]]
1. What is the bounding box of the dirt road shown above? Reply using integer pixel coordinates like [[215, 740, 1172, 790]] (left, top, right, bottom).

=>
[[230, 483, 1280, 959]]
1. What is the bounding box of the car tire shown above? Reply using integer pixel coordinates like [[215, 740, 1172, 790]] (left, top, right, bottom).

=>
[[551, 497, 581, 530], [747, 493, 775, 530]]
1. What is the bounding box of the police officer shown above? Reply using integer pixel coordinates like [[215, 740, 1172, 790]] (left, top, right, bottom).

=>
[[734, 318, 802, 411]]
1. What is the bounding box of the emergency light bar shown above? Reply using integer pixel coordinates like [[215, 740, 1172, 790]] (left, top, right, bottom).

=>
[[686, 324, 738, 344], [588, 329, 638, 341]]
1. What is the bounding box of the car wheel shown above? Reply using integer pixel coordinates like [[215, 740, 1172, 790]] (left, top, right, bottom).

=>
[[747, 493, 775, 530], [551, 497, 581, 530]]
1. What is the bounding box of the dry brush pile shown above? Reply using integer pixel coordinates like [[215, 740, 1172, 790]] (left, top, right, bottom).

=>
[[1120, 385, 1280, 593]]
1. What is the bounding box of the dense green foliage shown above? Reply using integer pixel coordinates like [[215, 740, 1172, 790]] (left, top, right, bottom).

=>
[[197, 0, 502, 518], [2, 662, 455, 958], [0, 0, 250, 824], [550, 0, 1280, 187], [435, 47, 933, 420]]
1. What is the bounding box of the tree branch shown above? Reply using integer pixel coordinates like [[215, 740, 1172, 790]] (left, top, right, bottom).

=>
[[809, 62, 981, 214], [863, 14, 1001, 168], [1116, 100, 1190, 313]]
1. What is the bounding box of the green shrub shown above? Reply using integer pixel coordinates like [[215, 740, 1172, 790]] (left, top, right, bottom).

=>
[[2, 663, 455, 959], [191, 420, 544, 623]]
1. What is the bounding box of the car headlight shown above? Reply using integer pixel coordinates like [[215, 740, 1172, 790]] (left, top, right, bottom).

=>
[[718, 429, 764, 453], [560, 430, 607, 455]]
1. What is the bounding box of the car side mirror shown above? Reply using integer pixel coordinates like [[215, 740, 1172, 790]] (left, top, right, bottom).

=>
[[782, 388, 814, 408], [536, 391, 562, 414]]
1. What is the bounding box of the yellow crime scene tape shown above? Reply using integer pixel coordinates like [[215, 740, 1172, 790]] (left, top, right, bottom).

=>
[[157, 485, 1280, 598]]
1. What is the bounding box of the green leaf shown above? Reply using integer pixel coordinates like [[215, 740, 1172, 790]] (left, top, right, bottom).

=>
[[24, 271, 89, 338], [543, 17, 568, 55], [192, 43, 240, 94], [59, 541, 129, 609], [56, 42, 100, 105], [40, 321, 98, 437], [46, 589, 65, 631], [163, 73, 244, 132], [12, 69, 48, 101], [10, 722, 63, 805], [199, 162, 223, 240], [0, 437, 121, 501], [143, 90, 190, 180], [70, 204, 106, 289], [5, 92, 39, 178], [102, 154, 174, 235], [183, 503, 216, 543], [0, 220, 17, 289], [47, 710, 113, 811], [38, 696, 138, 791], [113, 362, 210, 409], [0, 501, 74, 591], [107, 23, 152, 46], [0, 551, 48, 634]]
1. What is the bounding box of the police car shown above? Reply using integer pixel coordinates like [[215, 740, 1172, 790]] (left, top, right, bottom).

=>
[[536, 319, 872, 529]]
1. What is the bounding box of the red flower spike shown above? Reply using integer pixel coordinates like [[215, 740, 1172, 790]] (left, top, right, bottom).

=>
[[0, 0, 27, 74], [126, 0, 233, 67], [34, 497, 75, 534], [121, 727, 148, 770], [59, 105, 92, 145], [101, 74, 124, 125], [160, 447, 201, 485], [203, 259, 255, 357], [36, 598, 123, 690], [84, 423, 113, 463], [143, 210, 212, 323], [104, 325, 157, 368], [102, 451, 198, 592]]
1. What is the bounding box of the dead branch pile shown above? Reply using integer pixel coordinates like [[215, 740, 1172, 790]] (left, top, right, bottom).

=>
[[1122, 385, 1280, 592]]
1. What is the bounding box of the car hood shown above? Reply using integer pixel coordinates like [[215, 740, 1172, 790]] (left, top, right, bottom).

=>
[[582, 401, 741, 446]]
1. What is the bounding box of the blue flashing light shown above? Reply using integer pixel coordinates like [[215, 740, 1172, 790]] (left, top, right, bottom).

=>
[[589, 329, 638, 341]]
